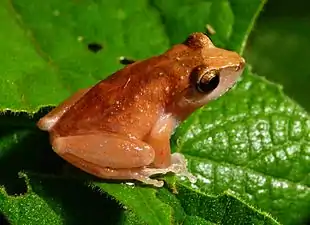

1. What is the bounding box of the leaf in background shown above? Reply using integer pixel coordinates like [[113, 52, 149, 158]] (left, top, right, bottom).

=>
[[1, 0, 170, 112], [150, 0, 266, 53]]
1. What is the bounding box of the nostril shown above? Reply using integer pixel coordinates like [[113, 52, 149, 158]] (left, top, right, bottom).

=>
[[234, 61, 245, 72], [241, 57, 246, 66], [238, 58, 246, 70]]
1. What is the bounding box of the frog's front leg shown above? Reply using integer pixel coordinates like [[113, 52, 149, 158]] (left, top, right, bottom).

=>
[[140, 153, 197, 183], [51, 132, 167, 187], [143, 114, 197, 183]]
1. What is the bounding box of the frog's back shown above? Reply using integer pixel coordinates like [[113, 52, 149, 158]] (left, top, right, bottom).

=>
[[51, 57, 171, 138]]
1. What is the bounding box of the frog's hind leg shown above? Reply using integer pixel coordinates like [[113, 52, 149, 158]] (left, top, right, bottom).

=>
[[51, 133, 166, 187], [52, 133, 155, 169], [60, 151, 164, 187], [37, 88, 90, 131]]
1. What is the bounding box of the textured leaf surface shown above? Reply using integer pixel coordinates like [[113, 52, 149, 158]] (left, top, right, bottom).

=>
[[93, 182, 278, 225], [172, 67, 310, 224], [176, 184, 279, 225], [0, 175, 62, 225]]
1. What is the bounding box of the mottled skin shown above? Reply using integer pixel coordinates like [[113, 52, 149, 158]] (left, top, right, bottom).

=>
[[37, 32, 245, 187]]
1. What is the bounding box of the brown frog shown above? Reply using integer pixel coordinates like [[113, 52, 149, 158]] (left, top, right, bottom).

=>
[[37, 32, 245, 187]]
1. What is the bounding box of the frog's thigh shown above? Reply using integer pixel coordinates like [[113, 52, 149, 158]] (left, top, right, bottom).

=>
[[37, 88, 89, 131], [52, 132, 155, 169]]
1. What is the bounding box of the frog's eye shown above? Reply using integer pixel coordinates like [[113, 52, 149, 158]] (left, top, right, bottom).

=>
[[196, 69, 220, 93]]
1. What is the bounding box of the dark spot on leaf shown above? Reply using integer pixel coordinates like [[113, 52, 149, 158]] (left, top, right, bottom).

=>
[[119, 56, 136, 65], [0, 213, 10, 225], [87, 43, 103, 53]]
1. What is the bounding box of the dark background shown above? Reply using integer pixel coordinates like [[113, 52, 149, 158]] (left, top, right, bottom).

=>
[[245, 0, 310, 113]]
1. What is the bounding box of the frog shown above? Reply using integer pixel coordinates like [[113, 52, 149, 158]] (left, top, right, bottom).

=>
[[37, 32, 245, 187]]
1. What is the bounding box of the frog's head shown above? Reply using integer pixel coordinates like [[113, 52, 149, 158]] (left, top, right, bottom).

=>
[[166, 32, 245, 120], [186, 32, 245, 101]]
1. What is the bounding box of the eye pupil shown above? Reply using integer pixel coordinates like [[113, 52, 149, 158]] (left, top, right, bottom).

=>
[[196, 71, 220, 93]]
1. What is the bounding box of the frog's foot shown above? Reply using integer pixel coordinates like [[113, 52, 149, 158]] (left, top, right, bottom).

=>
[[138, 153, 197, 184], [130, 173, 165, 187]]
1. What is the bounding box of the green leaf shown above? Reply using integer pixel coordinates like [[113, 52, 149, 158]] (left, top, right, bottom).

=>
[[94, 183, 173, 225], [172, 67, 310, 225], [0, 173, 125, 225], [151, 0, 266, 53], [175, 184, 279, 225], [93, 182, 278, 225], [1, 0, 169, 112], [0, 175, 62, 225], [1, 173, 278, 225]]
